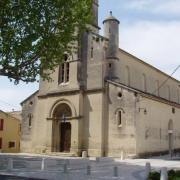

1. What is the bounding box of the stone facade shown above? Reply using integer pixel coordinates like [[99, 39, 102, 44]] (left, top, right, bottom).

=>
[[21, 1, 180, 158]]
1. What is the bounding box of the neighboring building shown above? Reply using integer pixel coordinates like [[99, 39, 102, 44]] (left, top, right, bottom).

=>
[[0, 110, 21, 153], [21, 1, 180, 158], [8, 111, 22, 122]]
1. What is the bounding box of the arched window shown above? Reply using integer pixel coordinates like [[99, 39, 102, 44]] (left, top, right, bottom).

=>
[[177, 89, 180, 104], [90, 39, 94, 60], [91, 47, 94, 59], [28, 114, 32, 128], [58, 54, 70, 84], [0, 138, 2, 149], [125, 66, 130, 86], [115, 108, 125, 127], [142, 73, 147, 92], [166, 85, 170, 100], [117, 111, 122, 127], [0, 119, 4, 131], [155, 80, 159, 96], [168, 119, 173, 131]]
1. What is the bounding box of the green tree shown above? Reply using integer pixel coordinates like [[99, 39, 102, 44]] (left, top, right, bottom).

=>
[[0, 0, 93, 83]]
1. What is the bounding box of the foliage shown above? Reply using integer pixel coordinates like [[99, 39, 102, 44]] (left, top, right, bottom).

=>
[[0, 0, 93, 84], [149, 170, 180, 180], [169, 170, 180, 180], [148, 171, 160, 180]]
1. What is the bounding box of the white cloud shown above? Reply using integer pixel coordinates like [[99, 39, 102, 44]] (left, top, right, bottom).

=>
[[127, 0, 154, 10], [0, 81, 38, 112], [0, 89, 25, 111], [120, 21, 180, 80], [125, 0, 180, 16], [154, 1, 180, 15]]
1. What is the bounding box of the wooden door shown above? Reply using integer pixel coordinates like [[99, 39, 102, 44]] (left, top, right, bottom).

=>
[[60, 122, 71, 152]]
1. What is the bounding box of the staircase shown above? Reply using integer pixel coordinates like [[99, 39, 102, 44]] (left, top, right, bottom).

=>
[[44, 152, 77, 157]]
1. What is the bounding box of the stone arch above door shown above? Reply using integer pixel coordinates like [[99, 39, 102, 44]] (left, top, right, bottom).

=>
[[53, 103, 72, 119], [49, 99, 77, 118]]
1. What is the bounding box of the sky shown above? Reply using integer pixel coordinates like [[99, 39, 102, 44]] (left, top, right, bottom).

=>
[[0, 0, 180, 112]]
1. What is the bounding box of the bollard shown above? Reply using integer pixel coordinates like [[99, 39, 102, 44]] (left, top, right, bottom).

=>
[[63, 164, 68, 173], [87, 165, 91, 175], [120, 151, 124, 160], [82, 151, 88, 158], [41, 158, 45, 171], [96, 157, 100, 163], [145, 162, 151, 180], [7, 158, 13, 171], [113, 166, 118, 177], [160, 167, 168, 180]]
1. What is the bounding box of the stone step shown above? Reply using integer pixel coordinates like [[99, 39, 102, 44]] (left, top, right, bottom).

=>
[[44, 152, 77, 157]]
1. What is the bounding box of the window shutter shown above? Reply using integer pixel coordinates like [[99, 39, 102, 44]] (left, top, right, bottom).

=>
[[0, 138, 2, 149], [0, 119, 4, 130]]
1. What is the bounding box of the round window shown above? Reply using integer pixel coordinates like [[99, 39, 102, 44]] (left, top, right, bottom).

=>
[[118, 92, 122, 98]]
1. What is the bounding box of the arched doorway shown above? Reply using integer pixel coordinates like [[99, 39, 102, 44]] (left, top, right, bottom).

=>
[[168, 120, 173, 157], [52, 103, 72, 152]]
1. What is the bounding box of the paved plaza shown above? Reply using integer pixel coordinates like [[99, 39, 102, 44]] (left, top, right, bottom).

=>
[[0, 153, 180, 180]]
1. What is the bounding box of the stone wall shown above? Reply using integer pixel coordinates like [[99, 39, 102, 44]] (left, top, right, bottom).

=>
[[82, 92, 104, 157], [21, 91, 39, 152], [136, 95, 180, 156], [115, 49, 179, 104], [106, 83, 137, 157]]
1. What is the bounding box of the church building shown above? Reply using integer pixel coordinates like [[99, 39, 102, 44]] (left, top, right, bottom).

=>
[[21, 0, 180, 158]]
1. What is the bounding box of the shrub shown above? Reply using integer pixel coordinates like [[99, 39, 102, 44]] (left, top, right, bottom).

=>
[[148, 171, 160, 180], [149, 170, 180, 180]]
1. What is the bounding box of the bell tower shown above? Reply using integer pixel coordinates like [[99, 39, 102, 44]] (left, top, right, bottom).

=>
[[92, 0, 100, 32]]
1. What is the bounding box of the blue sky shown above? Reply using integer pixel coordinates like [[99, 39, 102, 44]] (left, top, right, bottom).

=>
[[0, 0, 180, 112]]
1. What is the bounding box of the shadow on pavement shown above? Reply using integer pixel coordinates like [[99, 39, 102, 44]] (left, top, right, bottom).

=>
[[0, 175, 46, 180]]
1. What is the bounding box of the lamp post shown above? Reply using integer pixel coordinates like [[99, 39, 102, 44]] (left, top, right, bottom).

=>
[[139, 108, 147, 115]]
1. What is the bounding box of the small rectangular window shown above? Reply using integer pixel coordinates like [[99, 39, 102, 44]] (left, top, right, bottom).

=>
[[66, 63, 70, 82], [58, 65, 65, 84], [172, 108, 175, 114], [9, 141, 15, 148], [61, 64, 65, 82], [0, 119, 4, 131], [91, 47, 93, 59], [0, 138, 2, 149]]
